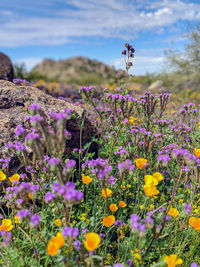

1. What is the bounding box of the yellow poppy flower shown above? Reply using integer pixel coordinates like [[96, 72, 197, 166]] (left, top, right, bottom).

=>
[[194, 148, 200, 158], [8, 174, 20, 183], [143, 184, 159, 197], [144, 175, 158, 186], [135, 158, 147, 169], [102, 188, 112, 198], [0, 219, 14, 231], [0, 170, 6, 181], [153, 172, 164, 182], [54, 219, 62, 227], [14, 216, 21, 224], [83, 232, 101, 251], [164, 254, 183, 267]]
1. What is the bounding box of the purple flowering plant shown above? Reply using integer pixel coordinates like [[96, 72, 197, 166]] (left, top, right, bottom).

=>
[[0, 44, 200, 266]]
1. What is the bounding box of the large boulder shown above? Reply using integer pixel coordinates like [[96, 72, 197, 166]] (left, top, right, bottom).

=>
[[0, 80, 97, 173], [0, 52, 14, 81]]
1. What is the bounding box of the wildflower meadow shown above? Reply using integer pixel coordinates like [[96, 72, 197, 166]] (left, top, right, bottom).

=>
[[0, 44, 200, 267]]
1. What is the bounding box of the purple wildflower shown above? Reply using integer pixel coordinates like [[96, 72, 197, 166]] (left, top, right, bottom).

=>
[[73, 240, 81, 251], [49, 158, 60, 167], [65, 159, 76, 169], [30, 214, 41, 226], [45, 192, 56, 202], [184, 203, 191, 214], [17, 209, 31, 218], [63, 226, 79, 237], [15, 125, 26, 137]]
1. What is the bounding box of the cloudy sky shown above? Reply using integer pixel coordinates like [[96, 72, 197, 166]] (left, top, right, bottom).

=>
[[0, 0, 200, 75]]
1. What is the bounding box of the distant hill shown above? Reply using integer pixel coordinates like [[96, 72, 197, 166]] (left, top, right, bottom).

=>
[[32, 56, 125, 85]]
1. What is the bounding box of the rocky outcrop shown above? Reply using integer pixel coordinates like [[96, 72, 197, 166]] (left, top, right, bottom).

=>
[[0, 52, 14, 81], [32, 56, 125, 84], [0, 80, 97, 173]]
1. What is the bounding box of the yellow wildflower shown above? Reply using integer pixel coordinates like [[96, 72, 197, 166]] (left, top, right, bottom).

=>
[[102, 188, 112, 198], [0, 171, 6, 181], [0, 219, 14, 231], [168, 208, 179, 218], [54, 219, 62, 227], [83, 232, 101, 252], [164, 254, 183, 267], [8, 174, 20, 183]]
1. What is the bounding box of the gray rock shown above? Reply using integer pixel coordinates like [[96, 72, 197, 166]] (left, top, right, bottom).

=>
[[0, 52, 14, 81], [0, 80, 97, 174]]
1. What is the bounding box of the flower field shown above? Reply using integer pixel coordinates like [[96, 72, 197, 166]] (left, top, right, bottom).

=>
[[0, 44, 200, 267]]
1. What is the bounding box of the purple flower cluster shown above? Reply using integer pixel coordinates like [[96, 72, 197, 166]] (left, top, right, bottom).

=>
[[184, 203, 191, 214], [15, 124, 26, 137], [117, 159, 135, 172], [63, 226, 79, 237], [49, 157, 61, 167], [30, 214, 41, 226], [13, 78, 30, 85], [17, 209, 32, 218], [73, 240, 81, 251], [45, 181, 83, 203], [1, 231, 12, 246], [114, 146, 128, 155], [6, 182, 39, 200], [0, 157, 11, 168], [25, 133, 40, 141], [131, 214, 146, 233], [82, 158, 112, 179], [80, 85, 95, 91]]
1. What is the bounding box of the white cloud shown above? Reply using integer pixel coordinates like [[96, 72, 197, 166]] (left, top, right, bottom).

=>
[[15, 57, 42, 71], [0, 0, 200, 47], [112, 54, 165, 75]]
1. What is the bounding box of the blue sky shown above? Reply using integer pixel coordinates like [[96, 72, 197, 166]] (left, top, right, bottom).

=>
[[0, 0, 200, 75]]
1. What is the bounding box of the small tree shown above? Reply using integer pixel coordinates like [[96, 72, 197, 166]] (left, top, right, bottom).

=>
[[14, 62, 27, 79], [164, 23, 200, 91]]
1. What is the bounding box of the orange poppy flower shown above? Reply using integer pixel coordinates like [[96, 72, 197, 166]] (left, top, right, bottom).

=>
[[164, 254, 183, 267], [189, 217, 200, 230], [194, 148, 200, 158], [83, 232, 101, 252], [82, 174, 92, 185], [110, 204, 118, 212], [135, 158, 147, 169], [47, 241, 59, 256], [119, 201, 127, 208], [103, 215, 115, 227], [119, 230, 124, 239], [168, 208, 179, 218], [52, 232, 65, 249]]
